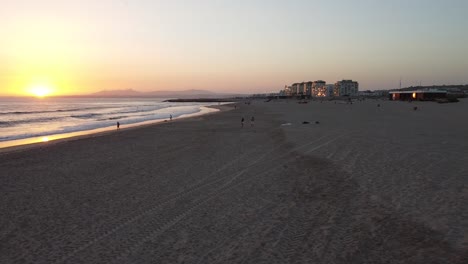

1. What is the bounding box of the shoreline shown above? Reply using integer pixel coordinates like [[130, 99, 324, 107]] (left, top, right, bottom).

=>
[[0, 104, 234, 154]]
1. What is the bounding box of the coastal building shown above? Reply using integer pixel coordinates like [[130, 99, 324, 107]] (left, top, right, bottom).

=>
[[282, 79, 360, 97], [389, 90, 447, 101], [325, 84, 334, 97], [305, 81, 313, 96], [286, 86, 293, 96], [280, 85, 293, 96], [291, 83, 299, 95], [311, 80, 327, 97], [334, 80, 359, 96], [297, 82, 306, 95]]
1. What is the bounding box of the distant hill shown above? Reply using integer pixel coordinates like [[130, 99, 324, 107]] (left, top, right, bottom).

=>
[[86, 89, 239, 98], [146, 89, 218, 98], [90, 89, 143, 97]]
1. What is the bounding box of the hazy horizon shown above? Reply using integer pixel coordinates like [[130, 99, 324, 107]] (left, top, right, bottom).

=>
[[0, 88, 247, 98], [1, 0, 467, 96]]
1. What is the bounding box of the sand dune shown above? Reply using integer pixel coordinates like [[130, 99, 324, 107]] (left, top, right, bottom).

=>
[[0, 100, 467, 263]]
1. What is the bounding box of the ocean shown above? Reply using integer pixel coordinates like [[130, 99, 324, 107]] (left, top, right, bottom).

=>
[[0, 97, 222, 147]]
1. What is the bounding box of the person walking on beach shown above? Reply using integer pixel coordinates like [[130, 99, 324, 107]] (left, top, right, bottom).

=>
[[250, 116, 255, 127], [117, 122, 120, 129], [170, 114, 172, 121], [241, 117, 244, 128]]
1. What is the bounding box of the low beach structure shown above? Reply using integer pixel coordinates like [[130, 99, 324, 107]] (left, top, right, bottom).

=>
[[389, 90, 447, 101]]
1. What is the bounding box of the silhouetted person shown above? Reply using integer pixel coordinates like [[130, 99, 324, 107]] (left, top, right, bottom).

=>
[[170, 114, 172, 121], [117, 122, 120, 129], [241, 117, 244, 128], [250, 116, 255, 127]]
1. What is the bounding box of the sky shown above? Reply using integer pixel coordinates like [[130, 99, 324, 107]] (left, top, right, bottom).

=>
[[0, 0, 467, 96]]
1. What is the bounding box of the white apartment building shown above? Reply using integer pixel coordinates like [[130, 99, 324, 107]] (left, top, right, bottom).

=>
[[333, 80, 359, 96], [298, 82, 306, 95]]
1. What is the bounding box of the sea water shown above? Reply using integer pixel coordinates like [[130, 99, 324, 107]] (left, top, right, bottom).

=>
[[0, 97, 222, 146]]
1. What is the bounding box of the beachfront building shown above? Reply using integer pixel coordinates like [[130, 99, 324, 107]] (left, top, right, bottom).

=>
[[326, 84, 335, 97], [305, 81, 313, 96], [282, 79, 359, 97], [279, 85, 293, 96], [291, 83, 299, 95], [389, 90, 447, 101], [298, 82, 306, 95], [333, 80, 359, 96], [284, 86, 293, 96], [311, 80, 327, 97]]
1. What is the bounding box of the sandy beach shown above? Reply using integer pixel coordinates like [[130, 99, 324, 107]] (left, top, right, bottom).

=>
[[1, 99, 467, 263]]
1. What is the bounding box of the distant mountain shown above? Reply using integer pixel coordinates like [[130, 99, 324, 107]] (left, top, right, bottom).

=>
[[90, 89, 143, 97], [87, 89, 240, 98], [146, 89, 218, 98]]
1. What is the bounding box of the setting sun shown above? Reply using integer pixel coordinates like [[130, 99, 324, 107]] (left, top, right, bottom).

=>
[[28, 85, 54, 98]]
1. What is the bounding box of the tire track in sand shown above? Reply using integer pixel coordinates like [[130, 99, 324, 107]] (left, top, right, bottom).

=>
[[56, 133, 344, 264]]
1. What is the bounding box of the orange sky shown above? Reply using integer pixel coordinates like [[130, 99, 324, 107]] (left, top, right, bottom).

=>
[[1, 1, 467, 97]]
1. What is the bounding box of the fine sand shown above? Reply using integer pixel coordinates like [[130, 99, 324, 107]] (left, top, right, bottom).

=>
[[0, 99, 467, 263]]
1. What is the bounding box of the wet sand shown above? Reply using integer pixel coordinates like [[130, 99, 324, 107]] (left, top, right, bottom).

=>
[[0, 99, 467, 263]]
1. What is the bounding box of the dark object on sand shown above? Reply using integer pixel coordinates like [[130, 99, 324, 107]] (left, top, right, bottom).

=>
[[315, 121, 320, 124], [413, 106, 418, 111], [298, 101, 308, 104], [377, 104, 380, 107], [302, 121, 310, 124], [117, 122, 120, 129], [437, 98, 459, 103]]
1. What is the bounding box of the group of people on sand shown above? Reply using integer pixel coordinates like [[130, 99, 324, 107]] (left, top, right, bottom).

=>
[[241, 116, 255, 128], [117, 103, 257, 130], [116, 114, 173, 129], [236, 102, 255, 128]]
